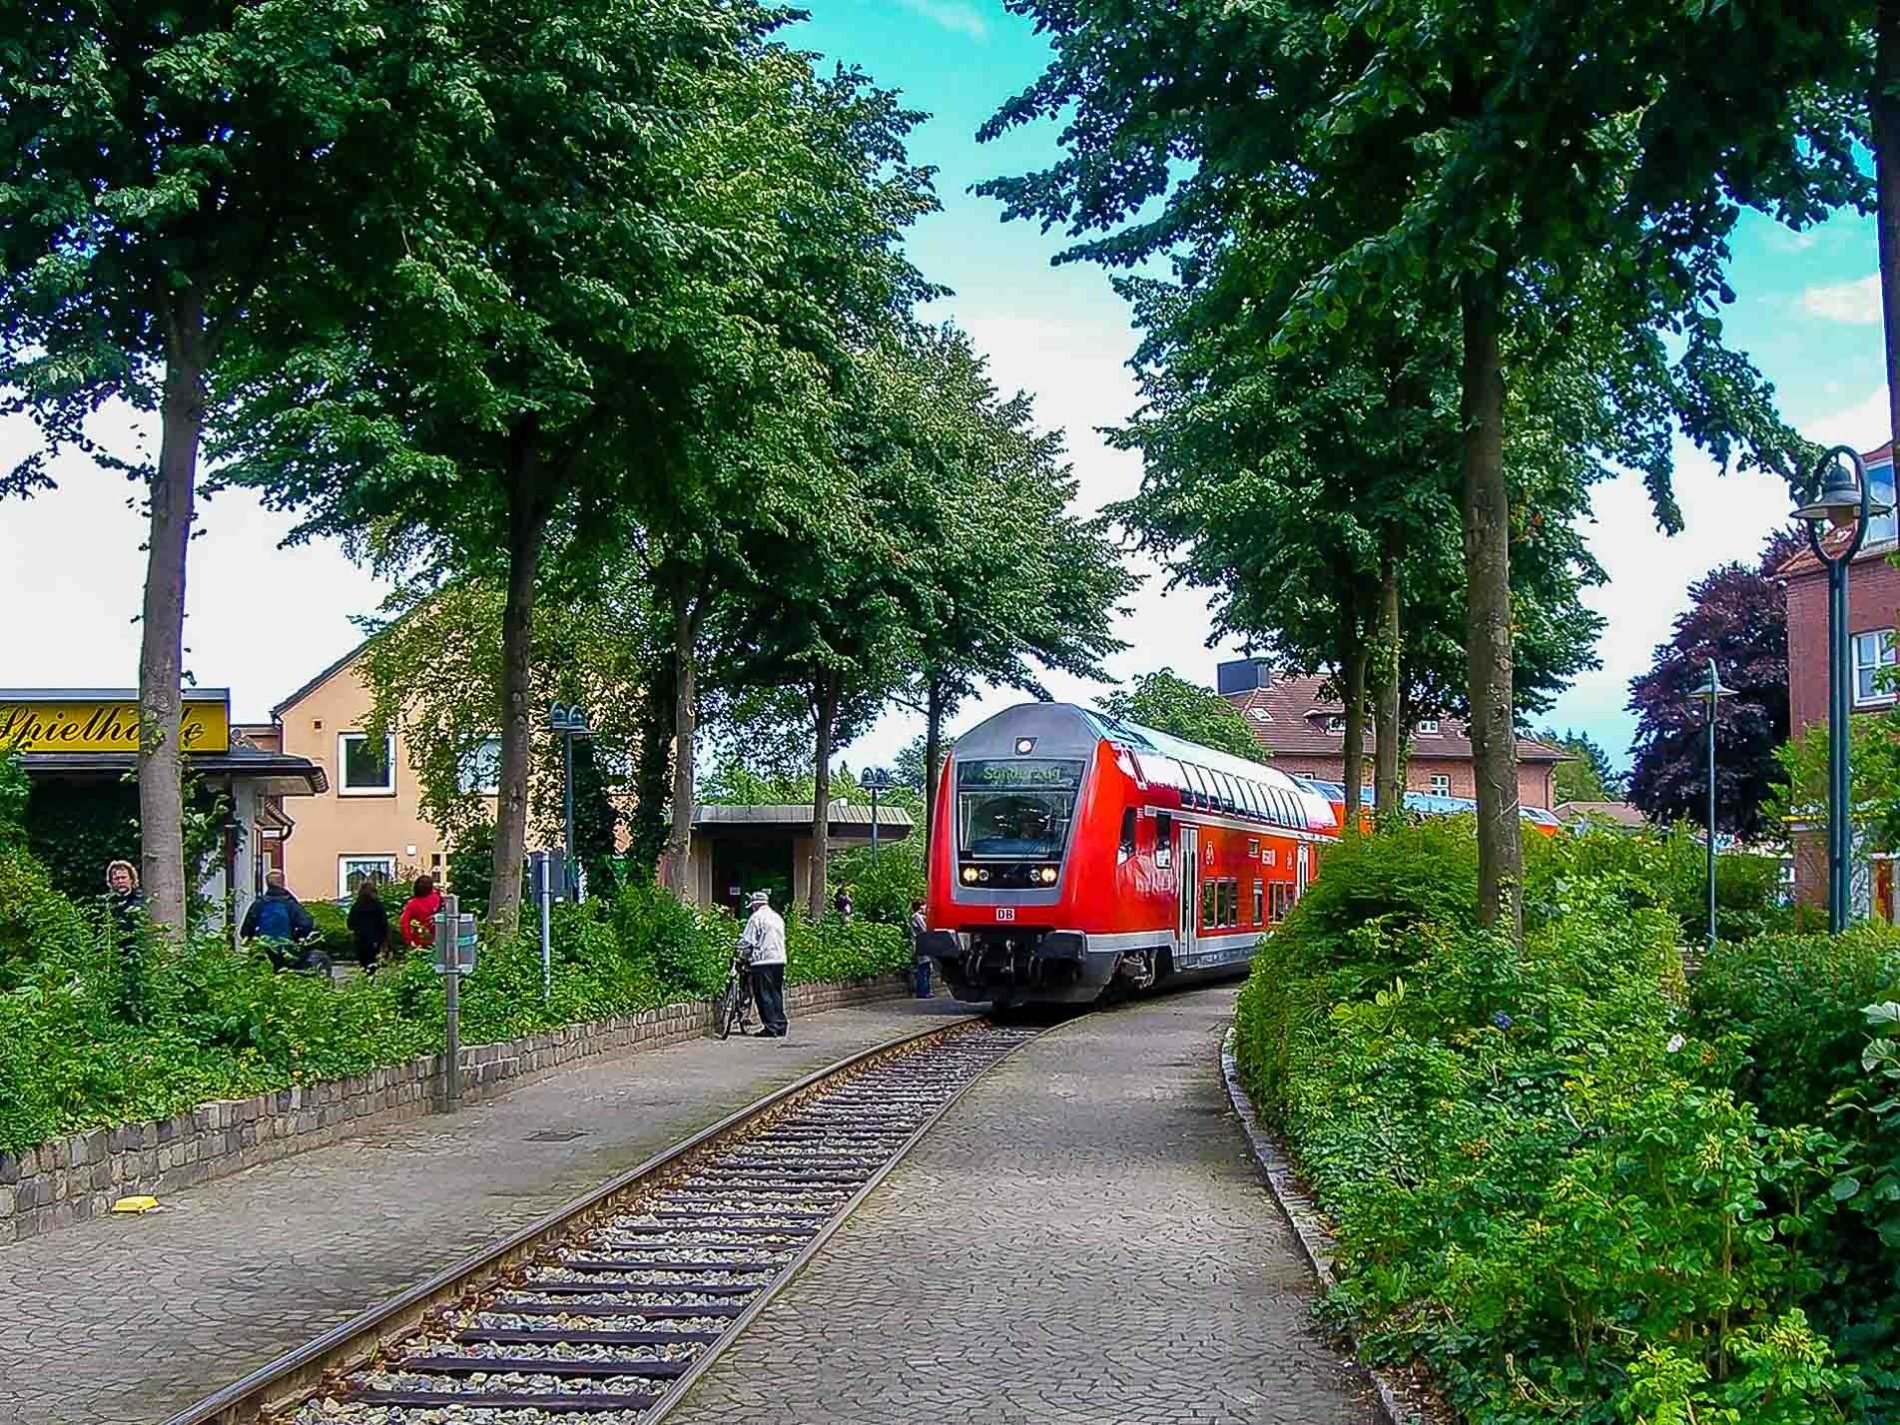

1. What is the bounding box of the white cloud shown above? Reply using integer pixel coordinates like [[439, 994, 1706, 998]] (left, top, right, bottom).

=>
[[896, 0, 989, 40], [1540, 383, 1893, 766], [0, 404, 390, 723], [1800, 274, 1883, 324]]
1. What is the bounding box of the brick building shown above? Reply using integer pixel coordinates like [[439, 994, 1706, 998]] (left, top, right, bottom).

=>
[[1215, 660, 1567, 809], [1779, 440, 1899, 915]]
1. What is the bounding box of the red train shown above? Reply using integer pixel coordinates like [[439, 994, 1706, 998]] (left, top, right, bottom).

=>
[[920, 701, 1338, 1006]]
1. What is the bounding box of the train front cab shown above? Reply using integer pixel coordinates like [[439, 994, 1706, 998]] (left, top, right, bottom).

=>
[[920, 703, 1124, 1005]]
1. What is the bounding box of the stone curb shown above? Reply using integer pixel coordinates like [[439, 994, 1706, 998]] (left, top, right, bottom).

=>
[[0, 972, 911, 1247], [1220, 1026, 1446, 1425]]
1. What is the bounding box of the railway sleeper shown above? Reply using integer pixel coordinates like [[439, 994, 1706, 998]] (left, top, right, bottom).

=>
[[457, 1328, 722, 1346], [386, 1355, 693, 1378], [346, 1389, 663, 1413]]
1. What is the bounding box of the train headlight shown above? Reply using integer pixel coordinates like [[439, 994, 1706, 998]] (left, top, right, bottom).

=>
[[1038, 866, 1058, 885], [960, 866, 979, 885], [978, 868, 992, 884]]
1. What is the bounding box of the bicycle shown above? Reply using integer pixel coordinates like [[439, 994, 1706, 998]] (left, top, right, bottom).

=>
[[715, 943, 754, 1040]]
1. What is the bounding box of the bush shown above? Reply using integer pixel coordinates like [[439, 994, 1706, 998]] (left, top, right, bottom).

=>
[[0, 852, 907, 1154], [306, 901, 356, 962], [1236, 822, 1858, 1425], [831, 837, 926, 926]]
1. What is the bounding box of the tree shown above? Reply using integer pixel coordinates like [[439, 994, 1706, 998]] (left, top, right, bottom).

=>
[[227, 0, 925, 925], [1113, 240, 1603, 826], [628, 70, 937, 897], [882, 326, 1134, 862], [1539, 729, 1624, 806], [353, 572, 654, 870], [0, 0, 442, 932], [1096, 671, 1267, 763], [1627, 535, 1792, 840], [981, 0, 1855, 935]]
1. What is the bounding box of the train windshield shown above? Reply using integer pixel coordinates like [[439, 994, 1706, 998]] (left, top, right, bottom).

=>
[[956, 758, 1083, 859]]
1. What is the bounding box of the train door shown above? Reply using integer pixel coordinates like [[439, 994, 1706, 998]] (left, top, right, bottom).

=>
[[1296, 842, 1311, 900], [1177, 824, 1199, 964]]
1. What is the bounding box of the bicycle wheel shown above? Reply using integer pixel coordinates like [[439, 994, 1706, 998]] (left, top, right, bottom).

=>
[[716, 978, 743, 1039]]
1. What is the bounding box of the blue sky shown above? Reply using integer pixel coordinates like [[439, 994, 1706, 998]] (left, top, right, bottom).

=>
[[0, 0, 1890, 780]]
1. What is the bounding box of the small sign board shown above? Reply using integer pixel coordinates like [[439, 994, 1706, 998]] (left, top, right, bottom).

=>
[[432, 912, 478, 975]]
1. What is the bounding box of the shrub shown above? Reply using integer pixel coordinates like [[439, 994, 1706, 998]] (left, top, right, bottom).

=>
[[1236, 822, 1855, 1425], [306, 901, 357, 962], [0, 850, 906, 1153]]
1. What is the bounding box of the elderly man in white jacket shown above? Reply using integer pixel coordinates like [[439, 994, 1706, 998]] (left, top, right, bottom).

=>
[[739, 890, 789, 1037]]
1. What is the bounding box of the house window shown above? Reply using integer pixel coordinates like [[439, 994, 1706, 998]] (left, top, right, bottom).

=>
[[1248, 706, 1272, 722], [1870, 461, 1899, 546], [339, 855, 396, 896], [1324, 716, 1345, 734], [1415, 719, 1441, 735], [458, 736, 503, 795], [1429, 773, 1452, 796], [338, 732, 396, 795], [1854, 629, 1897, 706]]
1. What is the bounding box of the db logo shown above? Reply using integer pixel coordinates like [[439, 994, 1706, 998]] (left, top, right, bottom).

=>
[[995, 907, 1016, 922]]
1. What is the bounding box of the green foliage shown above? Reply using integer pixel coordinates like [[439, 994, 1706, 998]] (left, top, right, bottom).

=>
[[1540, 727, 1624, 804], [1235, 823, 1858, 1424], [446, 820, 496, 913], [0, 849, 906, 1154], [1096, 669, 1268, 763], [831, 836, 926, 926], [305, 902, 355, 962]]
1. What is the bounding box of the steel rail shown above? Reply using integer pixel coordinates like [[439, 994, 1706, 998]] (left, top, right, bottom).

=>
[[159, 1012, 999, 1425]]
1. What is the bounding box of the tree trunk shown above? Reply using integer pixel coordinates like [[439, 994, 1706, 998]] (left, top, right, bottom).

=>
[[1877, 0, 1900, 471], [1460, 277, 1522, 940], [139, 286, 208, 937], [808, 673, 839, 919], [628, 650, 675, 878], [1373, 548, 1404, 820], [660, 587, 702, 897], [924, 678, 946, 865], [1338, 628, 1368, 830], [488, 451, 551, 929]]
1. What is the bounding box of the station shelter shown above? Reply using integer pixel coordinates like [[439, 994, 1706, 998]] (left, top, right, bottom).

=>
[[2, 688, 328, 943], [686, 802, 914, 915]]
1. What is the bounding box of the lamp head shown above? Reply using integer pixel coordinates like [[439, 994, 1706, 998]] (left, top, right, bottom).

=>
[[1795, 447, 1893, 529], [1691, 659, 1736, 706]]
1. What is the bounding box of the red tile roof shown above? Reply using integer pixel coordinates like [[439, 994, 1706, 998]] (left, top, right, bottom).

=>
[[1224, 673, 1566, 763]]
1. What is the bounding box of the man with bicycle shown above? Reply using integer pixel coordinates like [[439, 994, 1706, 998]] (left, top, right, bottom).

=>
[[739, 890, 788, 1038]]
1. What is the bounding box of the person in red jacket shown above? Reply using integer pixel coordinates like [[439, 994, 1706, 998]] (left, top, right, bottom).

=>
[[399, 875, 444, 951]]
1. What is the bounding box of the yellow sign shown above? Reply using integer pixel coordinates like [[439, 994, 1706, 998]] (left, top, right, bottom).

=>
[[0, 696, 231, 755]]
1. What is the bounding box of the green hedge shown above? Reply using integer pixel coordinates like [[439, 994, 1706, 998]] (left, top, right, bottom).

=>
[[0, 870, 905, 1155], [1235, 823, 1861, 1425]]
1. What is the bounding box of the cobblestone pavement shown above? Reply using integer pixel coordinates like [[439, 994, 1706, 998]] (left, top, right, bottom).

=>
[[670, 985, 1380, 1425], [0, 996, 970, 1425]]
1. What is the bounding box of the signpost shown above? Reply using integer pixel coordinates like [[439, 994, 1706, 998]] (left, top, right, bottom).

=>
[[531, 850, 558, 1004], [432, 893, 478, 1108]]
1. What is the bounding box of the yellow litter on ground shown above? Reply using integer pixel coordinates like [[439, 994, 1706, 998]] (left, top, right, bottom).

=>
[[110, 1195, 159, 1214]]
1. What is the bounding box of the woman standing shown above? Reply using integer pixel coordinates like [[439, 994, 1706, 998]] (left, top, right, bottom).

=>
[[348, 878, 390, 973], [399, 875, 443, 951]]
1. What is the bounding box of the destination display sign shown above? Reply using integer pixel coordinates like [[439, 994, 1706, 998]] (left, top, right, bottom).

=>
[[0, 694, 231, 755], [957, 757, 1082, 789]]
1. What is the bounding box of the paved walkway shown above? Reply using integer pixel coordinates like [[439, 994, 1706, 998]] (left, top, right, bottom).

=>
[[670, 985, 1379, 1425], [0, 996, 969, 1425]]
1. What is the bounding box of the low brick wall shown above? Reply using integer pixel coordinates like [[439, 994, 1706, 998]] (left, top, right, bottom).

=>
[[0, 972, 909, 1246]]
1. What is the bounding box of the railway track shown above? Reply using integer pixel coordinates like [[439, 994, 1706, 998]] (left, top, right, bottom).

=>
[[166, 1017, 1040, 1425]]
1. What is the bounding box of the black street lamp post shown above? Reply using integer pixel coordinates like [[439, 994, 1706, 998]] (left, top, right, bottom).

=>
[[548, 702, 592, 898], [1690, 659, 1734, 955], [1793, 447, 1891, 933], [862, 767, 894, 864]]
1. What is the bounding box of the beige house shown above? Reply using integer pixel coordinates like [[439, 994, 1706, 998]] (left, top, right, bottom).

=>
[[255, 644, 911, 910], [253, 646, 499, 902]]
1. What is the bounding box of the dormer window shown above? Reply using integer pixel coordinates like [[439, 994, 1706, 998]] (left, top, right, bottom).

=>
[[1415, 719, 1441, 736], [1324, 717, 1344, 734]]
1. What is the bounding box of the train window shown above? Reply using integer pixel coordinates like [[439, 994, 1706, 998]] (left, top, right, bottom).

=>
[[1243, 781, 1263, 819], [1118, 807, 1137, 861], [1253, 880, 1264, 924], [1155, 812, 1173, 868], [1185, 764, 1209, 810], [1201, 879, 1218, 927]]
